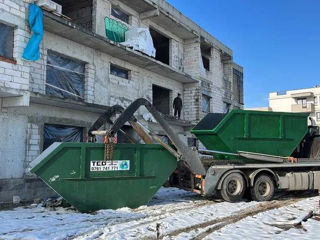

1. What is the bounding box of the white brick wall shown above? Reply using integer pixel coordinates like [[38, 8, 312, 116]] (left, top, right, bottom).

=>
[[170, 39, 183, 71], [0, 61, 28, 91], [183, 83, 200, 121], [108, 55, 184, 116], [210, 48, 225, 113], [183, 39, 202, 77], [231, 62, 244, 109], [0, 0, 242, 119], [221, 61, 244, 110], [0, 0, 31, 97], [0, 0, 241, 117], [85, 64, 96, 103], [25, 123, 40, 176]]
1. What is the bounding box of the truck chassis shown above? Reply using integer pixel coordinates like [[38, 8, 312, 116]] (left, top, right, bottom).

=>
[[171, 161, 320, 202]]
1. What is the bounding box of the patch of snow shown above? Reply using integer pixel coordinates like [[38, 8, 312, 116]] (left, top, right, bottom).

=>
[[0, 188, 318, 240], [206, 197, 320, 240], [0, 204, 143, 240], [76, 195, 258, 239]]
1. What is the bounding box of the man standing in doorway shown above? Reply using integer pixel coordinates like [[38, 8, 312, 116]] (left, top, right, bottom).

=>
[[173, 93, 183, 120]]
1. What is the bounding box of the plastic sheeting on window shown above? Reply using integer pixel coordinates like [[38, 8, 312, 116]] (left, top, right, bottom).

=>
[[43, 124, 83, 150], [46, 51, 85, 100], [0, 23, 14, 59], [120, 28, 156, 57]]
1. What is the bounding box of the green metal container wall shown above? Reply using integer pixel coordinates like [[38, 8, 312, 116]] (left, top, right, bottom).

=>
[[30, 143, 177, 213], [191, 110, 309, 157]]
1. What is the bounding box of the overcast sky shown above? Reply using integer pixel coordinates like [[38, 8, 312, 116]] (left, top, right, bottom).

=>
[[167, 0, 320, 108]]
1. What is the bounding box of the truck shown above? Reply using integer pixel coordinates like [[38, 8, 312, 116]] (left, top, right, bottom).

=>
[[30, 98, 320, 212]]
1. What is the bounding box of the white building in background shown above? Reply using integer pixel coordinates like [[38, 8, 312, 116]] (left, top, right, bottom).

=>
[[248, 86, 320, 126], [269, 86, 320, 125]]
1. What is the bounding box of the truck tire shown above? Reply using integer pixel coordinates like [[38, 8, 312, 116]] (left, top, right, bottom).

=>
[[220, 173, 246, 202], [250, 175, 275, 201]]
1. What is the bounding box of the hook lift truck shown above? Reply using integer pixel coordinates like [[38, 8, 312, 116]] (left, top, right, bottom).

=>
[[30, 98, 320, 212]]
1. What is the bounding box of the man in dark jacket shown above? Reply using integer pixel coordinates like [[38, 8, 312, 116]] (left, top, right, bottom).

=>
[[173, 93, 183, 120]]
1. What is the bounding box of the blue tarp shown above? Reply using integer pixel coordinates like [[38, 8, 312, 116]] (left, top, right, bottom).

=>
[[23, 4, 43, 61]]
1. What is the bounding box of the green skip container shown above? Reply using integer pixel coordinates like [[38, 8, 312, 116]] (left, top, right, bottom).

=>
[[191, 110, 309, 157], [30, 143, 177, 212]]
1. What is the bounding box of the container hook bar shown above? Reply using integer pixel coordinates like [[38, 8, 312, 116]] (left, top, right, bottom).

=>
[[108, 98, 206, 175]]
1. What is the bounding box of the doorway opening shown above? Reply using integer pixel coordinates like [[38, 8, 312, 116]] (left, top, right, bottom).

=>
[[152, 85, 171, 115]]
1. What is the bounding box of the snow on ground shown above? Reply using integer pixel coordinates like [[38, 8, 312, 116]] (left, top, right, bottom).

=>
[[206, 196, 320, 240], [0, 188, 319, 240]]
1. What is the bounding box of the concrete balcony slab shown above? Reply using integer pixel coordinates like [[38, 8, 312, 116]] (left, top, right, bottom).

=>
[[43, 12, 198, 84]]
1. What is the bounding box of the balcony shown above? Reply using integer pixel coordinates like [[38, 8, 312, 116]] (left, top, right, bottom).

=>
[[117, 0, 232, 56], [291, 92, 314, 98], [291, 103, 315, 113], [42, 11, 198, 84]]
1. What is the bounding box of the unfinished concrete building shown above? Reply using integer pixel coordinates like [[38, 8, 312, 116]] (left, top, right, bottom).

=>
[[0, 0, 243, 204]]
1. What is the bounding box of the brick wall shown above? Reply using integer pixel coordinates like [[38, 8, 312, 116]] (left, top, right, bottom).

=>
[[183, 83, 200, 121], [170, 39, 183, 71], [231, 62, 244, 109], [0, 0, 240, 117], [25, 123, 40, 176], [85, 64, 96, 103], [210, 48, 225, 113], [223, 61, 232, 103], [183, 39, 201, 77], [0, 0, 30, 96], [29, 45, 46, 94]]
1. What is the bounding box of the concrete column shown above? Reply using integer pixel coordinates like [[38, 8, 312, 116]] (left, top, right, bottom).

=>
[[183, 82, 201, 121], [85, 64, 96, 103], [183, 38, 201, 78], [24, 122, 41, 176], [92, 0, 111, 37], [170, 39, 183, 71]]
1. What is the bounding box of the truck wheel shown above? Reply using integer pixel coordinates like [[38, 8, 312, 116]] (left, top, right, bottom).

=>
[[250, 175, 275, 201], [220, 173, 246, 202]]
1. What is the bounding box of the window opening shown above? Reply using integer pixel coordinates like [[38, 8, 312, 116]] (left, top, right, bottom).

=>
[[202, 94, 211, 113], [110, 64, 130, 79], [297, 98, 307, 108], [150, 28, 169, 65], [111, 6, 129, 24], [0, 23, 14, 60], [54, 0, 93, 30], [233, 69, 244, 105], [201, 44, 211, 72]]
